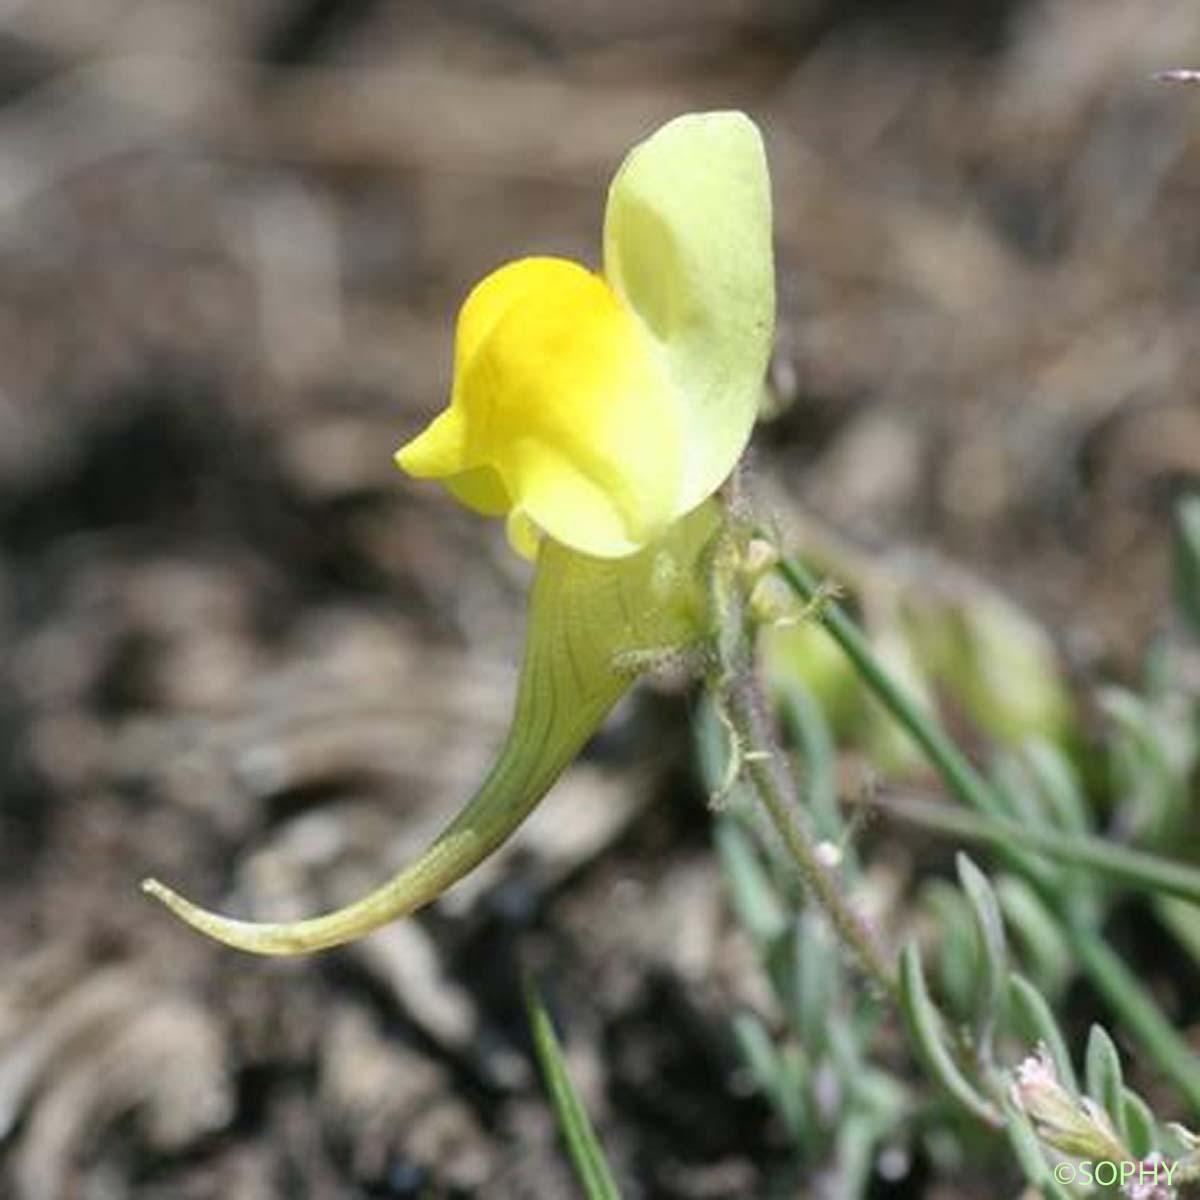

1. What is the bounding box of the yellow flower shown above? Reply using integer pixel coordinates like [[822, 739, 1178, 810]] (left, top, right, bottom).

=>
[[141, 112, 774, 956], [396, 111, 774, 558]]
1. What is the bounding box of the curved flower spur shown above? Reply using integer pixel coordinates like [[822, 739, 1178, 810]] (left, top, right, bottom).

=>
[[142, 112, 775, 953]]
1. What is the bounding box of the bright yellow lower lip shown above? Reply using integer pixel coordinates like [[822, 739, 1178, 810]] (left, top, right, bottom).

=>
[[395, 256, 681, 559]]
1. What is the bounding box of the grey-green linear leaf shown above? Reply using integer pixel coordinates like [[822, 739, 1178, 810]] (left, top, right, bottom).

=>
[[1009, 973, 1077, 1095], [526, 980, 622, 1200], [898, 941, 1000, 1127], [956, 853, 1007, 1052], [1123, 1087, 1157, 1160], [715, 818, 787, 945], [778, 681, 841, 842], [1085, 1024, 1127, 1146], [1173, 493, 1200, 639]]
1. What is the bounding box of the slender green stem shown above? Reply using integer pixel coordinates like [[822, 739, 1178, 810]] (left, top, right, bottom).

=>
[[775, 553, 1200, 1113], [718, 633, 898, 1000], [709, 515, 897, 1000], [856, 791, 1200, 907]]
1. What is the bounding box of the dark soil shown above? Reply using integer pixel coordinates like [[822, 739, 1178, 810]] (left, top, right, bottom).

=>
[[2, 2, 1199, 1197]]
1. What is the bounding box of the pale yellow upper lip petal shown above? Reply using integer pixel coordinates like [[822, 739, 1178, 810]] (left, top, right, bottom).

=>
[[602, 111, 774, 515], [396, 255, 683, 559], [394, 112, 774, 559]]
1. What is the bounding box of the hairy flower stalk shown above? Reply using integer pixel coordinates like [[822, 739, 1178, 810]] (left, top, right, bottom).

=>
[[708, 513, 898, 999]]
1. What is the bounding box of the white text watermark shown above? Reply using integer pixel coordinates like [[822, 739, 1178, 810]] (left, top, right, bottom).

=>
[[1053, 1159, 1178, 1187]]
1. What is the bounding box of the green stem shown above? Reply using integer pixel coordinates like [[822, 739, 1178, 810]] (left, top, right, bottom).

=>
[[722, 652, 898, 1001], [775, 553, 1200, 1113], [857, 791, 1200, 907]]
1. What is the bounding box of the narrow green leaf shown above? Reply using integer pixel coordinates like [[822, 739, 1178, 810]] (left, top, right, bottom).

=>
[[1024, 737, 1090, 836], [778, 680, 842, 842], [732, 1009, 781, 1095], [1173, 493, 1200, 638], [1008, 974, 1078, 1095], [793, 912, 839, 1052], [1102, 688, 1188, 842], [715, 818, 787, 945], [986, 756, 1064, 893], [775, 1041, 814, 1147], [956, 854, 1007, 1050], [995, 877, 1072, 999], [897, 942, 1000, 1127], [841, 1055, 909, 1125], [1085, 1024, 1127, 1145], [1156, 894, 1200, 971], [525, 980, 622, 1200], [832, 1112, 880, 1200], [732, 1010, 810, 1145], [991, 754, 1049, 831], [990, 751, 1094, 926], [1123, 1087, 1157, 1159], [924, 882, 978, 1023], [860, 788, 1200, 910]]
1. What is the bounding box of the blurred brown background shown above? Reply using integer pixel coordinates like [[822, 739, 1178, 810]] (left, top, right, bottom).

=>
[[1, 1, 1199, 1197]]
